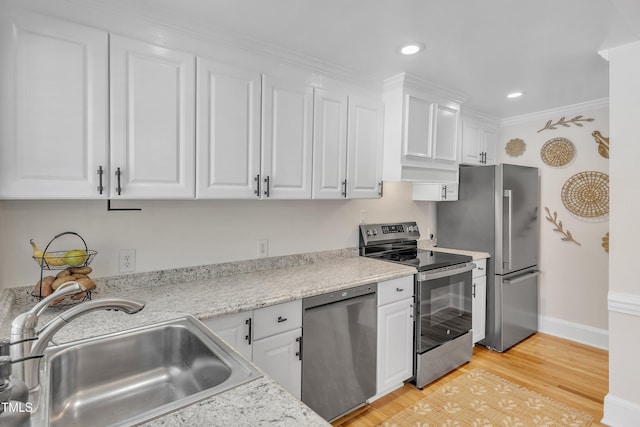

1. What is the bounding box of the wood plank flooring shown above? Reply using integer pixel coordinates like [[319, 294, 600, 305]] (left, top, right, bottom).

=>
[[332, 333, 609, 426]]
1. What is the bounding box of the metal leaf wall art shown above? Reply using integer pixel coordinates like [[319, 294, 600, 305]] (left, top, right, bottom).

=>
[[544, 207, 581, 246], [592, 131, 609, 159], [537, 115, 594, 133]]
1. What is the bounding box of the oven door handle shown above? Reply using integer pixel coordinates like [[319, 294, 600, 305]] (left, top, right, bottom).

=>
[[419, 262, 476, 281]]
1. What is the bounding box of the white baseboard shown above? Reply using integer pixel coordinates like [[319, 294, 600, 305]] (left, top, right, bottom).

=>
[[602, 394, 640, 426], [538, 315, 608, 350]]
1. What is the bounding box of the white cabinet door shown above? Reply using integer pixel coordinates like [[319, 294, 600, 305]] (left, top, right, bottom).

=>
[[312, 87, 348, 199], [110, 35, 195, 199], [261, 74, 313, 199], [461, 116, 498, 166], [461, 119, 483, 165], [432, 104, 459, 162], [403, 94, 434, 160], [203, 311, 253, 361], [347, 94, 383, 199], [0, 10, 108, 198], [472, 274, 487, 343], [483, 128, 498, 165], [196, 58, 261, 199], [252, 328, 302, 399], [376, 298, 414, 397], [412, 183, 458, 201]]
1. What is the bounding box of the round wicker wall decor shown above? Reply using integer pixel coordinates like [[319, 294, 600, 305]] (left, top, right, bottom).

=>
[[540, 137, 575, 167], [561, 171, 609, 218]]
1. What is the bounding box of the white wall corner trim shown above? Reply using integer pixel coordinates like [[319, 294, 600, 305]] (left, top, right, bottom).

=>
[[538, 315, 609, 350], [608, 292, 640, 317], [602, 394, 640, 427]]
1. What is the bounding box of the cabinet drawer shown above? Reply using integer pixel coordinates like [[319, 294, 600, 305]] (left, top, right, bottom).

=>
[[253, 300, 302, 340], [378, 276, 414, 306], [473, 259, 487, 278]]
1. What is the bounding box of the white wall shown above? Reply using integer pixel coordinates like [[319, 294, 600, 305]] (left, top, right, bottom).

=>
[[602, 39, 640, 426], [499, 102, 609, 345], [0, 182, 435, 289]]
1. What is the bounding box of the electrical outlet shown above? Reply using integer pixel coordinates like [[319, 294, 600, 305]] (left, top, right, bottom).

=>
[[119, 249, 136, 273], [257, 239, 268, 258], [360, 210, 367, 223]]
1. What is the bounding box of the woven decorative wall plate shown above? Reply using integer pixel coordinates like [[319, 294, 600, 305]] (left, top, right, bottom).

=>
[[540, 137, 576, 167], [561, 171, 609, 218], [505, 138, 526, 157]]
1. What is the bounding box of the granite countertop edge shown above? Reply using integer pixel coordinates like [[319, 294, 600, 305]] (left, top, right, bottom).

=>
[[0, 249, 416, 427]]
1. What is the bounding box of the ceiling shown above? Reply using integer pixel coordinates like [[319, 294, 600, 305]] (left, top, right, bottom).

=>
[[89, 0, 640, 118]]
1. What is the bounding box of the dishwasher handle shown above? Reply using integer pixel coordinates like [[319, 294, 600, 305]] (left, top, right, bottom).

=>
[[303, 286, 376, 311], [302, 283, 376, 310]]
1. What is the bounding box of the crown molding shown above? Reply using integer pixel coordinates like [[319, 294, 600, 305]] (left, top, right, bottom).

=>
[[501, 98, 609, 127], [383, 72, 468, 105], [41, 0, 383, 92]]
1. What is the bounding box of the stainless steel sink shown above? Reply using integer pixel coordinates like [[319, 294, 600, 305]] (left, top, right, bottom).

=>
[[35, 316, 261, 426]]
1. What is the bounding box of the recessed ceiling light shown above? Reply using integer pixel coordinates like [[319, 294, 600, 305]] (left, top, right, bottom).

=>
[[399, 43, 425, 55], [507, 91, 524, 99]]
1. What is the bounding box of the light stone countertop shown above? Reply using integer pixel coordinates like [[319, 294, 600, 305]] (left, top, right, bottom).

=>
[[0, 250, 416, 427], [417, 241, 491, 261]]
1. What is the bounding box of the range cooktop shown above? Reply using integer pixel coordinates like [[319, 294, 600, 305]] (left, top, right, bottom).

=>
[[372, 248, 472, 272]]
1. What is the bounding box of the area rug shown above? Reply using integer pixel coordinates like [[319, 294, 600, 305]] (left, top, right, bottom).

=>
[[379, 369, 593, 427]]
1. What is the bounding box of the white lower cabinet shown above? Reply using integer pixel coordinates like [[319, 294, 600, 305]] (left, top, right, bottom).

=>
[[472, 258, 488, 344], [252, 328, 302, 398], [373, 276, 414, 401], [203, 299, 302, 399], [203, 310, 253, 360]]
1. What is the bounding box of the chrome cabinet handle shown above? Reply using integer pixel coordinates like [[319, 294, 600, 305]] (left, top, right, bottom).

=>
[[295, 336, 302, 360], [97, 166, 104, 195], [442, 185, 447, 200], [472, 283, 476, 298], [115, 167, 122, 195], [378, 181, 384, 197], [277, 316, 287, 323], [396, 287, 404, 292], [341, 180, 347, 198], [263, 176, 270, 198], [245, 318, 252, 345], [254, 174, 261, 197]]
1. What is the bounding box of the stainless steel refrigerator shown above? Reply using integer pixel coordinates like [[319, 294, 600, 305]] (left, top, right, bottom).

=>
[[437, 164, 540, 352]]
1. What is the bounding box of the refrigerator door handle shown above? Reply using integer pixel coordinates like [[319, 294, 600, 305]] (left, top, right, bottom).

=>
[[503, 270, 540, 285], [503, 189, 513, 271]]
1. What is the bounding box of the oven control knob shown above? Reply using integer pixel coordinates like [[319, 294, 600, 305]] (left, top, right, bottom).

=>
[[373, 230, 378, 235], [408, 225, 414, 232]]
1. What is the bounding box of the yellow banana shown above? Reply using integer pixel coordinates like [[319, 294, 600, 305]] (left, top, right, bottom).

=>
[[30, 239, 66, 267]]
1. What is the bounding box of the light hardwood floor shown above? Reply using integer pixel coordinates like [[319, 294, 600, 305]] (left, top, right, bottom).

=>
[[332, 333, 608, 426]]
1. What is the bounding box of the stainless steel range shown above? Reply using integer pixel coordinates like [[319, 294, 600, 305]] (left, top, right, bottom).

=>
[[360, 221, 476, 389]]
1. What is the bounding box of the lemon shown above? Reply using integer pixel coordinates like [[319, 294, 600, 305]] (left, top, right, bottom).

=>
[[64, 249, 88, 267]]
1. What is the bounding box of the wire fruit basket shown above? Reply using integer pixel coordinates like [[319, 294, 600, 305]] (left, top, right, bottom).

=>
[[32, 231, 98, 302]]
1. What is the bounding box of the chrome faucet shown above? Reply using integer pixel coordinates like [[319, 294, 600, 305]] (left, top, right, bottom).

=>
[[10, 281, 86, 385], [28, 296, 145, 391], [9, 282, 145, 391]]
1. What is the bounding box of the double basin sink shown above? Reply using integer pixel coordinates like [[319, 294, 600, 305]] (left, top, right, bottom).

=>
[[34, 316, 261, 426]]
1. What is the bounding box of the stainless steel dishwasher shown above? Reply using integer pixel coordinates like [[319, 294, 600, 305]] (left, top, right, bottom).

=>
[[301, 283, 377, 422]]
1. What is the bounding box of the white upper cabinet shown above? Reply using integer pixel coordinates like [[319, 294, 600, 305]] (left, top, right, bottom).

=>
[[0, 10, 108, 198], [312, 81, 383, 200], [346, 93, 384, 199], [261, 73, 314, 199], [312, 86, 348, 199], [383, 73, 466, 184], [460, 111, 500, 166], [110, 35, 196, 199], [196, 58, 261, 199]]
